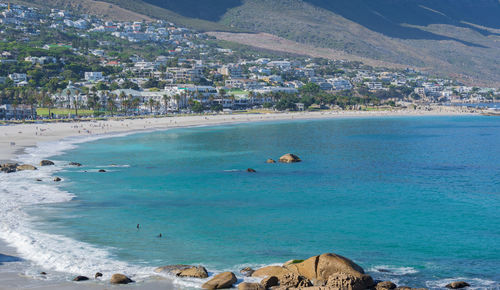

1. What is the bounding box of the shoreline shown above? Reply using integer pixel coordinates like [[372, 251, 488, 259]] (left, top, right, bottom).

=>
[[0, 109, 485, 289]]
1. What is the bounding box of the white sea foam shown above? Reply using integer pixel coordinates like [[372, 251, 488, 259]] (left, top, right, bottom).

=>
[[0, 133, 157, 282], [369, 265, 419, 276]]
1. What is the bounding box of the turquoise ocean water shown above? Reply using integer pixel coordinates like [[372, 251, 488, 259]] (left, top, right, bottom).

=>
[[30, 116, 500, 288]]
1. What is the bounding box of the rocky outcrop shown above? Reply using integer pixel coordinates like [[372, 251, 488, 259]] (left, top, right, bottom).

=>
[[240, 267, 255, 277], [238, 282, 265, 290], [53, 177, 62, 182], [446, 281, 470, 289], [325, 272, 373, 290], [110, 274, 134, 284], [285, 253, 367, 282], [17, 164, 37, 171], [155, 265, 208, 278], [1, 163, 18, 173], [202, 272, 237, 289], [260, 276, 279, 288], [376, 281, 397, 289], [278, 154, 301, 163], [73, 276, 89, 281], [69, 162, 82, 166], [280, 273, 313, 288], [266, 159, 276, 163], [247, 168, 257, 173], [40, 160, 55, 166], [252, 266, 293, 278], [178, 266, 208, 278]]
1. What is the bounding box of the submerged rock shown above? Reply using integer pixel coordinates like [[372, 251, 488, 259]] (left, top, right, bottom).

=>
[[69, 162, 82, 166], [1, 163, 18, 173], [266, 159, 276, 163], [95, 272, 103, 279], [40, 160, 55, 166], [110, 273, 134, 284], [53, 177, 62, 182], [17, 164, 37, 171], [73, 276, 89, 281], [446, 281, 471, 289], [202, 271, 237, 289], [240, 267, 255, 277], [246, 168, 257, 173], [155, 265, 193, 275], [98, 169, 106, 173], [278, 154, 301, 163]]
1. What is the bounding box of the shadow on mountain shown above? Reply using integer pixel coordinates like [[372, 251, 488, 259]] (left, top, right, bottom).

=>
[[304, 0, 500, 47], [142, 0, 243, 21], [0, 253, 23, 265]]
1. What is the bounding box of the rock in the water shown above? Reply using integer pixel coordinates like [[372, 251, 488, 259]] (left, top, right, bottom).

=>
[[260, 276, 279, 289], [40, 160, 55, 166], [95, 272, 103, 279], [326, 272, 374, 290], [202, 272, 237, 289], [240, 267, 255, 277], [155, 265, 193, 275], [73, 276, 89, 281], [36, 179, 42, 182], [1, 163, 18, 173], [40, 272, 47, 275], [266, 159, 276, 163], [246, 168, 257, 173], [278, 154, 301, 163], [446, 281, 471, 289], [110, 273, 134, 284], [17, 164, 37, 171], [178, 266, 208, 278], [376, 281, 397, 289], [285, 253, 366, 282], [69, 162, 82, 166], [98, 169, 106, 172], [252, 266, 293, 278], [238, 282, 264, 290], [53, 177, 62, 182]]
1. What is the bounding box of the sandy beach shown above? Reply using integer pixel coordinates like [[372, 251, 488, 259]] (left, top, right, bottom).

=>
[[0, 108, 483, 289]]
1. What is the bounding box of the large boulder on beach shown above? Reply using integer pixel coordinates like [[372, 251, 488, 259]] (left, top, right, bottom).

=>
[[238, 282, 264, 290], [178, 266, 209, 278], [278, 154, 301, 163], [325, 272, 374, 290], [17, 164, 37, 171], [445, 281, 470, 289], [280, 273, 313, 288], [252, 266, 294, 278], [155, 265, 193, 275], [202, 272, 237, 289], [40, 160, 55, 166], [110, 273, 134, 284], [285, 253, 366, 282]]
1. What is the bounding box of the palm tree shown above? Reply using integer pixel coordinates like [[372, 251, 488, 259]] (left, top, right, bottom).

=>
[[174, 94, 181, 111], [107, 97, 116, 117], [162, 94, 170, 114], [148, 98, 155, 115], [119, 91, 126, 112]]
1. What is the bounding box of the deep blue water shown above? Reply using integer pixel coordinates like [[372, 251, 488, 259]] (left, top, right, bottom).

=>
[[35, 116, 500, 288]]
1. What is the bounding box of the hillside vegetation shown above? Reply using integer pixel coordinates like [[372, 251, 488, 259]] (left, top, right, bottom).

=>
[[16, 0, 500, 86]]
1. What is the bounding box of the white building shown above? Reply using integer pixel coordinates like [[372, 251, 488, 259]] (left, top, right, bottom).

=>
[[84, 72, 104, 82]]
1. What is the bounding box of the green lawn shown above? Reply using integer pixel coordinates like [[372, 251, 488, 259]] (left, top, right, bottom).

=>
[[36, 108, 106, 117]]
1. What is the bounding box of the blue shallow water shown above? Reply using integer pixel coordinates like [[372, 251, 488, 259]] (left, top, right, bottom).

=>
[[35, 116, 500, 288]]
